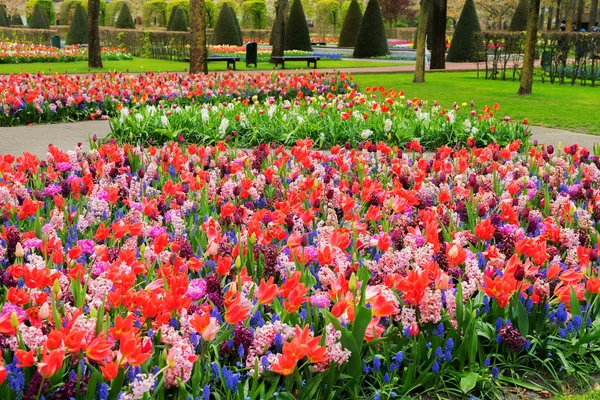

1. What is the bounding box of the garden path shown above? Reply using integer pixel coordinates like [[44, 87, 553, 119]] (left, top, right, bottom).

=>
[[0, 121, 596, 158]]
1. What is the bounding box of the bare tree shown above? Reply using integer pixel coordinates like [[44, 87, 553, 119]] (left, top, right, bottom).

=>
[[190, 0, 208, 74], [518, 0, 541, 95], [88, 0, 102, 69], [414, 0, 432, 83], [270, 0, 288, 63]]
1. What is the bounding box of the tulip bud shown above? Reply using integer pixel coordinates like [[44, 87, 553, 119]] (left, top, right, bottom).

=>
[[249, 232, 257, 245], [169, 252, 177, 266], [11, 312, 19, 329], [348, 273, 357, 292], [52, 279, 61, 295], [235, 256, 242, 269], [300, 234, 308, 247], [15, 243, 25, 258], [514, 265, 525, 281], [547, 145, 554, 155], [409, 322, 419, 338], [39, 303, 50, 319]]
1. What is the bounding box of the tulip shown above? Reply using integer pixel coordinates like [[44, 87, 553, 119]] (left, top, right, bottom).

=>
[[409, 323, 420, 338]]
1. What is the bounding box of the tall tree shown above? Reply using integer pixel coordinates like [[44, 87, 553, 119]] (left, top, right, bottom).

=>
[[190, 0, 208, 74], [413, 0, 432, 83], [88, 0, 102, 68], [553, 0, 561, 28], [518, 0, 541, 95], [270, 0, 288, 62], [380, 0, 415, 27], [429, 0, 446, 69], [591, 0, 598, 31], [565, 0, 574, 31], [575, 0, 583, 28]]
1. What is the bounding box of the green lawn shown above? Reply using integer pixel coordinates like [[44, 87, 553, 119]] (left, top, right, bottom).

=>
[[352, 72, 600, 135], [0, 57, 409, 75]]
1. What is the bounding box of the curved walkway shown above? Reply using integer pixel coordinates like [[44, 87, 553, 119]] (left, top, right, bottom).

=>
[[0, 120, 597, 158]]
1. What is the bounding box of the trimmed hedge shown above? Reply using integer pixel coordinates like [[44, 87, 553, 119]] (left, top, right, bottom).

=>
[[446, 0, 483, 62], [214, 3, 240, 45], [142, 0, 167, 27], [338, 0, 362, 47], [170, 7, 187, 31], [29, 4, 50, 29], [166, 0, 217, 29], [166, 5, 177, 30], [106, 0, 127, 26], [509, 0, 529, 31], [353, 0, 388, 58], [241, 0, 268, 29], [66, 3, 88, 44], [60, 0, 82, 25], [231, 7, 243, 45], [11, 15, 24, 26], [340, 0, 364, 22], [116, 2, 135, 29], [284, 0, 312, 51], [315, 0, 340, 35], [25, 0, 55, 25], [0, 5, 8, 27]]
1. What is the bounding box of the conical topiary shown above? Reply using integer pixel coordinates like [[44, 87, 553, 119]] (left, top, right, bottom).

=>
[[214, 4, 240, 45], [0, 6, 8, 27], [170, 7, 187, 31], [353, 0, 388, 58], [284, 0, 312, 51], [12, 14, 24, 26], [338, 0, 362, 47], [29, 4, 50, 29], [116, 2, 135, 29], [231, 7, 243, 45], [509, 0, 529, 31], [66, 3, 88, 44], [166, 4, 178, 30], [446, 0, 483, 62]]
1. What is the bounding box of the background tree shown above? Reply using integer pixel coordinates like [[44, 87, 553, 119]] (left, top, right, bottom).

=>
[[171, 7, 188, 30], [413, 0, 432, 82], [66, 3, 88, 44], [166, 4, 178, 29], [284, 0, 312, 51], [29, 4, 49, 28], [88, 0, 102, 68], [510, 0, 529, 30], [446, 0, 483, 62], [518, 0, 540, 95], [353, 0, 388, 58], [338, 0, 363, 47], [230, 7, 243, 45], [0, 4, 8, 27], [190, 0, 208, 74], [25, 0, 55, 25], [428, 0, 446, 70], [591, 0, 598, 32], [270, 0, 288, 62], [379, 0, 416, 27], [214, 4, 240, 45], [115, 2, 135, 28]]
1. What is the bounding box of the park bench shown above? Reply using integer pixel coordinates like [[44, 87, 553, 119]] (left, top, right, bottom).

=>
[[271, 56, 321, 69], [184, 56, 241, 70], [311, 41, 327, 46]]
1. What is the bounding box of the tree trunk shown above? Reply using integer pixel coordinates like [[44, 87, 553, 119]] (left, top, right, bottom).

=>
[[554, 0, 561, 29], [413, 0, 432, 83], [590, 0, 598, 30], [565, 0, 575, 31], [270, 0, 288, 62], [190, 0, 208, 74], [576, 0, 583, 29], [546, 6, 553, 30], [518, 0, 541, 95], [88, 0, 102, 68], [538, 7, 545, 30], [430, 0, 446, 69]]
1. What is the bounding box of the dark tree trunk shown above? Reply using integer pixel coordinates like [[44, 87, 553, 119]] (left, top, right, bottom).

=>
[[88, 0, 102, 68], [546, 6, 553, 30], [565, 0, 575, 31], [554, 0, 561, 29], [576, 0, 584, 29], [270, 0, 288, 62], [518, 0, 541, 95], [590, 0, 598, 30], [430, 0, 446, 69], [414, 0, 432, 83], [190, 0, 208, 74], [538, 7, 545, 30]]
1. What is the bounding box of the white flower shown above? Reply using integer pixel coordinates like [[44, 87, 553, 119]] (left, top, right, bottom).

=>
[[219, 118, 229, 135], [471, 127, 479, 134], [135, 113, 143, 122], [297, 115, 304, 124], [361, 129, 373, 139], [268, 105, 276, 119], [384, 119, 392, 133], [160, 115, 169, 128], [463, 119, 472, 132], [201, 108, 209, 123]]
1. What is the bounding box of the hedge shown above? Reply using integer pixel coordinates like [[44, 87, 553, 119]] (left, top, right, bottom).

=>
[[166, 0, 217, 29], [340, 0, 364, 24], [353, 0, 388, 58], [25, 0, 55, 25], [446, 0, 483, 62], [214, 3, 240, 45], [59, 0, 82, 25], [0, 5, 7, 27], [284, 0, 312, 51], [142, 0, 167, 27], [106, 0, 127, 26], [170, 7, 187, 31], [241, 0, 268, 29], [115, 2, 136, 29], [315, 0, 340, 35], [231, 7, 243, 45], [509, 0, 529, 31], [65, 3, 88, 44], [338, 0, 362, 47]]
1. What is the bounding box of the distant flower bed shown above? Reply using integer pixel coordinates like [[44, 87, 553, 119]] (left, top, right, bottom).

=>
[[208, 45, 342, 63], [0, 43, 133, 64], [388, 39, 413, 49]]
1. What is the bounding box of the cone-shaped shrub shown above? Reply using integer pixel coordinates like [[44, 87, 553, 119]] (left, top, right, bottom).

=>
[[353, 0, 388, 58], [0, 6, 8, 27], [116, 2, 135, 29], [66, 4, 88, 45], [214, 3, 240, 45], [29, 4, 50, 29], [284, 0, 312, 51], [509, 0, 529, 31], [12, 14, 24, 26], [338, 0, 362, 47], [446, 0, 483, 62], [170, 7, 187, 31], [166, 4, 178, 30], [231, 8, 243, 45]]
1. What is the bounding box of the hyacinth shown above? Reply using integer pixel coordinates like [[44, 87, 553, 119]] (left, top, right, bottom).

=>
[[499, 324, 527, 352]]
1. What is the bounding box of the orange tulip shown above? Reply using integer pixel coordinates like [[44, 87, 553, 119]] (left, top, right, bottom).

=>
[[369, 294, 398, 318], [587, 277, 600, 294], [100, 360, 119, 381], [46, 330, 63, 350], [256, 277, 279, 305], [86, 334, 114, 363], [224, 295, 251, 325], [15, 349, 35, 367], [283, 285, 308, 313], [38, 349, 65, 379], [271, 352, 298, 376]]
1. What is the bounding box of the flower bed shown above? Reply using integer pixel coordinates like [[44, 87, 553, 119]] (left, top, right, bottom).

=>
[[0, 43, 133, 64], [110, 90, 527, 149], [0, 72, 355, 126], [0, 140, 599, 399]]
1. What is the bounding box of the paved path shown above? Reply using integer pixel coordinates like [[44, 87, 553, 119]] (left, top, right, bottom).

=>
[[0, 120, 597, 158]]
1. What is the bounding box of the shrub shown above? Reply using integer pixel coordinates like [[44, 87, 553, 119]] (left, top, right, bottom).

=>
[[340, 0, 363, 24], [116, 2, 135, 29], [315, 0, 340, 35], [66, 3, 88, 44], [241, 0, 268, 29], [509, 0, 529, 31], [284, 0, 312, 51], [166, 0, 217, 28], [230, 7, 243, 45], [166, 5, 177, 30], [353, 0, 388, 58], [213, 3, 239, 45], [142, 0, 167, 27], [446, 0, 483, 62], [60, 0, 83, 25], [0, 5, 8, 27], [29, 4, 50, 29], [25, 0, 55, 25], [170, 7, 187, 31], [106, 0, 127, 26], [338, 0, 362, 47], [11, 15, 24, 26]]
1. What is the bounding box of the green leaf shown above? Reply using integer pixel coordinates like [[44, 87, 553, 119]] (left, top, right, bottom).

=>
[[460, 372, 479, 393], [352, 306, 372, 349], [514, 300, 529, 337], [107, 367, 125, 400], [570, 286, 582, 318], [86, 373, 98, 400], [499, 376, 545, 391]]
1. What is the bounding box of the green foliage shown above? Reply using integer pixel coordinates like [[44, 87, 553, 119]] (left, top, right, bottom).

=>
[[220, 0, 240, 16], [241, 0, 268, 29], [11, 14, 24, 26], [340, 0, 364, 23], [29, 4, 50, 29], [166, 0, 217, 28], [170, 6, 187, 31], [165, 5, 177, 30], [284, 0, 312, 51], [82, 0, 107, 26], [214, 3, 240, 45], [0, 5, 8, 27], [353, 0, 388, 58], [25, 0, 55, 25], [315, 0, 340, 34], [106, 0, 127, 26], [115, 2, 135, 29], [446, 0, 483, 62], [338, 0, 363, 47], [66, 3, 88, 44], [509, 0, 529, 31], [59, 0, 83, 25], [142, 0, 167, 27], [230, 7, 243, 45]]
